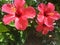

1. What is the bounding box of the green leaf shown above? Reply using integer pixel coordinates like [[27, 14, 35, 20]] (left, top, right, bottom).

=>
[[0, 33, 4, 42], [26, 0, 37, 7], [9, 22, 15, 27], [0, 24, 9, 32], [0, 22, 2, 24]]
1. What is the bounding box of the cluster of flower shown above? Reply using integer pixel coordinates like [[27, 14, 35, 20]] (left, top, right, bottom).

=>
[[2, 0, 60, 35]]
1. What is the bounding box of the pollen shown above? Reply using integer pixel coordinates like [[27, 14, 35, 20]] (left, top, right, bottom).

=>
[[11, 7, 16, 12], [49, 13, 54, 16]]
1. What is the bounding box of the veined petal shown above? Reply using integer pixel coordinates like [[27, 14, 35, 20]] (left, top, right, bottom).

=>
[[44, 17, 53, 27], [2, 4, 15, 14], [47, 2, 55, 12], [48, 26, 54, 31], [50, 11, 60, 20], [14, 0, 25, 8], [36, 20, 43, 25], [37, 13, 44, 24], [3, 14, 15, 25], [36, 25, 43, 32], [38, 3, 46, 13], [23, 7, 36, 19], [15, 17, 28, 30], [42, 26, 49, 35]]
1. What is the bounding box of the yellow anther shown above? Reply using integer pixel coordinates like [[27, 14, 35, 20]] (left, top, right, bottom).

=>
[[11, 7, 16, 12], [49, 13, 54, 16]]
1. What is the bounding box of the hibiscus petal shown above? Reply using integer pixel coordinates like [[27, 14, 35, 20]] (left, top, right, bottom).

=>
[[47, 2, 55, 12], [48, 26, 54, 31], [36, 20, 43, 25], [3, 14, 15, 25], [36, 25, 43, 32], [37, 13, 44, 24], [42, 26, 49, 35], [44, 17, 53, 27], [38, 3, 46, 13], [23, 7, 36, 19], [50, 11, 60, 20], [2, 4, 15, 14], [15, 17, 28, 30], [14, 0, 25, 8]]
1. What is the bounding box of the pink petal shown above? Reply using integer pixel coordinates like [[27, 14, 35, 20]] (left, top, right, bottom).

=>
[[14, 0, 25, 8], [2, 4, 15, 14], [48, 26, 54, 31], [44, 17, 53, 27], [42, 26, 49, 35], [3, 14, 15, 25], [36, 20, 43, 25], [37, 13, 44, 24], [50, 11, 60, 20], [36, 25, 43, 32], [47, 2, 55, 12], [38, 3, 46, 13], [15, 17, 28, 30], [23, 6, 36, 19]]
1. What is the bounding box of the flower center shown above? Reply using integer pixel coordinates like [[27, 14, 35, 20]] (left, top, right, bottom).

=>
[[44, 12, 47, 17], [11, 7, 22, 18], [44, 12, 54, 17], [15, 11, 22, 18]]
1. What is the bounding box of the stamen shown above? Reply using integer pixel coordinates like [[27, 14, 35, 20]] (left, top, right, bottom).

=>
[[11, 7, 16, 12], [49, 13, 54, 16]]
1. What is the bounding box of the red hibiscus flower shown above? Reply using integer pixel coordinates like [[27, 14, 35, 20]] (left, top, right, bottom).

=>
[[2, 0, 36, 30], [37, 2, 60, 27], [36, 2, 60, 34]]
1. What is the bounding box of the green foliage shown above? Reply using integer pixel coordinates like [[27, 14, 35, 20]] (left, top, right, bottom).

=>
[[0, 23, 9, 32]]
